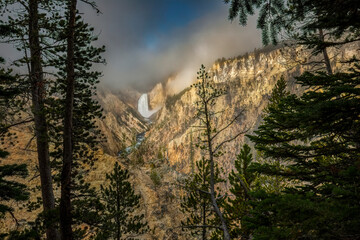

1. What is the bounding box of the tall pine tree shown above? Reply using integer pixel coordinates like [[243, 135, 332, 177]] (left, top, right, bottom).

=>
[[190, 64, 247, 240], [96, 162, 148, 240], [47, 3, 105, 237], [245, 66, 360, 239], [224, 144, 257, 239]]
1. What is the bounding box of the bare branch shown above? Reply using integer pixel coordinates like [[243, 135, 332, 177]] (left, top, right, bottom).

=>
[[80, 0, 102, 14], [8, 210, 19, 227], [211, 109, 245, 141], [213, 128, 248, 154], [0, 118, 34, 135]]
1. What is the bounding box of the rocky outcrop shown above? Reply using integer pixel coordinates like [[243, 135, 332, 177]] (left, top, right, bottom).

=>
[[148, 82, 166, 109]]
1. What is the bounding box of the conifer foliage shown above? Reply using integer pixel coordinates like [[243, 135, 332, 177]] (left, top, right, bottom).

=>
[[188, 64, 247, 240], [224, 144, 257, 239], [181, 157, 224, 239], [96, 162, 148, 240], [246, 67, 360, 239], [224, 0, 360, 46]]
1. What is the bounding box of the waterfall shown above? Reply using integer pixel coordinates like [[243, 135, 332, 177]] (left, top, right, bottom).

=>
[[138, 93, 159, 118]]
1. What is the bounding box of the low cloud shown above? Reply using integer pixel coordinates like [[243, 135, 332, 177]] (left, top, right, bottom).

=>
[[99, 10, 261, 92], [79, 1, 263, 93]]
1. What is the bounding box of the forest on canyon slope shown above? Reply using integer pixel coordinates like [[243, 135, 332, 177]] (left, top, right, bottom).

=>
[[0, 0, 360, 239]]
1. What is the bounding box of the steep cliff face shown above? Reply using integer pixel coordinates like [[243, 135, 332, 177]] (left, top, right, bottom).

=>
[[148, 82, 166, 110], [145, 47, 294, 175], [144, 42, 360, 175]]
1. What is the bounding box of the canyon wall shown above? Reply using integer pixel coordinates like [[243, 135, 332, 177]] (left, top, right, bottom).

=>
[[143, 42, 360, 176]]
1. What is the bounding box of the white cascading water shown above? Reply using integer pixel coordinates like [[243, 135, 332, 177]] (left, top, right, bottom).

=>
[[138, 93, 159, 118]]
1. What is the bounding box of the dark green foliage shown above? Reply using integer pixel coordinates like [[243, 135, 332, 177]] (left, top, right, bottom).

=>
[[224, 0, 287, 45], [180, 157, 224, 239], [0, 59, 29, 227], [224, 144, 257, 239], [44, 9, 105, 238], [263, 76, 288, 113], [96, 162, 148, 240], [0, 59, 27, 159], [245, 66, 360, 239], [48, 14, 105, 170], [0, 164, 29, 217], [149, 169, 162, 188], [224, 0, 360, 49]]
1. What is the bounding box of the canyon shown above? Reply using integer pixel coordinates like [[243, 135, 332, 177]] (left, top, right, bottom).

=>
[[2, 41, 359, 239]]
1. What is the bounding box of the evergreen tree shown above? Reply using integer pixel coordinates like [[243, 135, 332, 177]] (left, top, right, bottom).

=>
[[0, 29, 30, 238], [0, 1, 66, 238], [96, 162, 148, 240], [0, 1, 105, 238], [245, 66, 360, 239], [224, 144, 257, 239], [60, 1, 77, 238], [47, 4, 105, 238], [180, 157, 224, 240], [191, 64, 247, 240]]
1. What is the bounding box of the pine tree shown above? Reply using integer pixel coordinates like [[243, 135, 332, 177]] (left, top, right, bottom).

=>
[[0, 1, 67, 238], [245, 66, 360, 239], [59, 1, 77, 238], [0, 62, 29, 238], [47, 4, 105, 237], [224, 144, 257, 239], [0, 1, 105, 238], [96, 162, 148, 240], [190, 64, 247, 240], [180, 157, 224, 240]]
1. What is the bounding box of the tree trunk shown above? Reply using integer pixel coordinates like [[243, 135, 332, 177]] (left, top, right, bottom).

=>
[[318, 28, 333, 75], [116, 180, 121, 240], [60, 0, 77, 239], [28, 1, 59, 239], [202, 202, 206, 240], [202, 161, 207, 240], [202, 81, 230, 240]]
